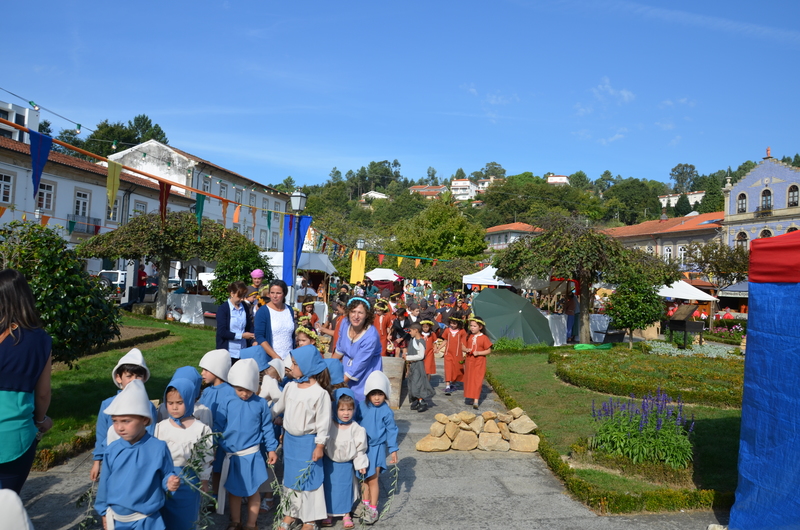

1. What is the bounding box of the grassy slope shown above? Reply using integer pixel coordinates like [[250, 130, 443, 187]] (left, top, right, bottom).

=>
[[42, 315, 215, 450], [487, 352, 740, 492]]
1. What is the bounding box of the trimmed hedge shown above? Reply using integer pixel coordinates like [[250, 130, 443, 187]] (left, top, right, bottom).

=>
[[89, 329, 171, 355], [485, 367, 736, 514], [547, 351, 743, 407]]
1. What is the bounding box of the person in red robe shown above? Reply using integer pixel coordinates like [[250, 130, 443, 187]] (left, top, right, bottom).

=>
[[462, 315, 493, 410], [373, 300, 394, 357], [442, 315, 467, 395], [420, 320, 439, 378]]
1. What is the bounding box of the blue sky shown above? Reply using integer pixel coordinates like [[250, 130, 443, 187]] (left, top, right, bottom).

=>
[[6, 1, 800, 188]]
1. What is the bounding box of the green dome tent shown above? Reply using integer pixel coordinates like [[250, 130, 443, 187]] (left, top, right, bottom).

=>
[[472, 288, 554, 346]]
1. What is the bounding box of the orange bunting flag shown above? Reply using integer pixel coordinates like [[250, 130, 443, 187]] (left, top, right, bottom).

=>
[[415, 259, 421, 268], [378, 254, 385, 265], [0, 206, 6, 219], [40, 215, 50, 227], [233, 204, 242, 224], [221, 200, 229, 227], [432, 259, 437, 267]]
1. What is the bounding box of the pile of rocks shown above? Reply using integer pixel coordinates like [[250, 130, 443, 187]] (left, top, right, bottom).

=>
[[415, 407, 540, 453]]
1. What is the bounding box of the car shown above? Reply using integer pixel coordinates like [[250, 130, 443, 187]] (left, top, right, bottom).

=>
[[98, 270, 127, 302]]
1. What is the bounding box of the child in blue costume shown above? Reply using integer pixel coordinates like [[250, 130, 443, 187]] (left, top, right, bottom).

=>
[[272, 345, 332, 530], [216, 358, 279, 530], [90, 348, 158, 483], [154, 372, 214, 530], [322, 388, 368, 529], [356, 371, 399, 525], [197, 348, 236, 498], [156, 366, 213, 428], [95, 380, 179, 530]]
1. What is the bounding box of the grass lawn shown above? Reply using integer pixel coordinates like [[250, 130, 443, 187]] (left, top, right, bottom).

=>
[[42, 315, 217, 451], [487, 350, 741, 493]]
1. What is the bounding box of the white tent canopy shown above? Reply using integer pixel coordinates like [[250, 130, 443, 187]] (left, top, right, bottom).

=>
[[462, 266, 510, 287], [365, 268, 402, 281], [657, 280, 718, 302], [263, 251, 337, 278]]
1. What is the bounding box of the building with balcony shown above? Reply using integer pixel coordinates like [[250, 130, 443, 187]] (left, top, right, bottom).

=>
[[485, 222, 539, 252], [409, 184, 447, 199], [450, 179, 477, 200], [0, 101, 39, 144], [721, 151, 800, 248], [477, 176, 503, 193]]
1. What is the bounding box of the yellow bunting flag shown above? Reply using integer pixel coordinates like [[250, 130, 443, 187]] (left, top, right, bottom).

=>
[[397, 256, 403, 267], [350, 250, 366, 284], [415, 259, 421, 268], [106, 160, 122, 209]]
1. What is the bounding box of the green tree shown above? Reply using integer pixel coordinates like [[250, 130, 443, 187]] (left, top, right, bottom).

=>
[[568, 170, 591, 190], [698, 182, 724, 213], [78, 212, 258, 319], [272, 176, 297, 194], [452, 168, 467, 181], [52, 114, 168, 159], [603, 178, 661, 224], [674, 193, 692, 216], [426, 258, 480, 290], [669, 163, 698, 194], [38, 119, 53, 136], [0, 221, 120, 366], [328, 167, 343, 184], [793, 154, 800, 168], [208, 244, 273, 304], [684, 240, 748, 291], [594, 170, 617, 193], [390, 200, 486, 261], [494, 213, 680, 343]]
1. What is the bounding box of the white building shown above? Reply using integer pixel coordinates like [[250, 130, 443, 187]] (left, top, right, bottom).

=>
[[546, 174, 569, 186], [108, 140, 289, 251], [658, 191, 705, 208], [484, 222, 539, 252], [0, 101, 39, 144], [477, 176, 503, 192], [450, 179, 477, 200]]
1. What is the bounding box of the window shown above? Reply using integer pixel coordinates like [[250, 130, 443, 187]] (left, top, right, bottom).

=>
[[761, 189, 772, 210], [249, 193, 256, 208], [0, 110, 7, 120], [259, 230, 268, 248], [235, 189, 242, 205], [233, 224, 241, 234], [37, 182, 55, 211], [219, 183, 227, 200], [202, 179, 210, 193], [107, 198, 120, 222], [760, 229, 772, 238], [0, 173, 12, 203], [677, 245, 687, 263], [272, 232, 279, 249], [0, 129, 11, 139], [646, 245, 654, 254], [262, 198, 269, 218], [735, 232, 748, 248], [788, 227, 798, 233], [273, 201, 281, 222], [663, 246, 672, 261], [74, 191, 90, 217], [244, 226, 252, 240], [133, 200, 147, 216], [737, 193, 747, 213], [789, 186, 799, 208]]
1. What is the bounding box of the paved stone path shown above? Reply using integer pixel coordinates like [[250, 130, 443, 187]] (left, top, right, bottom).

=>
[[21, 356, 730, 529]]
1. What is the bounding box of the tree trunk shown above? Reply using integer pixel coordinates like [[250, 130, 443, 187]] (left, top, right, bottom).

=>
[[579, 274, 592, 344], [155, 256, 170, 320], [628, 328, 634, 349]]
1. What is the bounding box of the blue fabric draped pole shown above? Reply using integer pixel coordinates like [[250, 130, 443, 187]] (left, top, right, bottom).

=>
[[28, 130, 53, 198], [281, 214, 313, 286]]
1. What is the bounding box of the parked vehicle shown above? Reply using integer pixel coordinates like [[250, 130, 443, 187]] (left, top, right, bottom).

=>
[[98, 270, 127, 302]]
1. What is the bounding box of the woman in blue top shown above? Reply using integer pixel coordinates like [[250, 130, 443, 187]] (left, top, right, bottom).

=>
[[0, 269, 53, 493], [335, 298, 382, 403]]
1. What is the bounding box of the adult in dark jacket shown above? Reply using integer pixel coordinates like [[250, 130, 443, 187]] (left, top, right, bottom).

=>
[[216, 281, 254, 359]]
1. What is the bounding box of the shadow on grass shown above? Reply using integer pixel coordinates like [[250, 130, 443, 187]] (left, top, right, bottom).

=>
[[692, 414, 741, 493]]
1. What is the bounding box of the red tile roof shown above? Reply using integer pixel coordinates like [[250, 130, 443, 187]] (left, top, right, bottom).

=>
[[602, 212, 724, 238], [486, 222, 540, 234], [0, 137, 190, 198]]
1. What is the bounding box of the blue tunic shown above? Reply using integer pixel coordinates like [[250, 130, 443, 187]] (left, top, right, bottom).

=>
[[336, 321, 383, 403], [217, 394, 278, 497], [323, 458, 357, 515], [198, 382, 236, 472], [283, 432, 323, 492], [357, 401, 399, 479], [94, 433, 176, 530], [93, 394, 157, 462]]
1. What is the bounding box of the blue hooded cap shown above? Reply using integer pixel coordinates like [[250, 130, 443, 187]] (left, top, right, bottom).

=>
[[332, 388, 356, 424], [164, 376, 196, 427], [239, 345, 270, 372], [172, 366, 202, 399], [290, 345, 327, 383], [325, 358, 344, 386]]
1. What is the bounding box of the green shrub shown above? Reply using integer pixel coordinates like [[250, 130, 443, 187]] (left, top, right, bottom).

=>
[[493, 337, 526, 352], [0, 222, 120, 366]]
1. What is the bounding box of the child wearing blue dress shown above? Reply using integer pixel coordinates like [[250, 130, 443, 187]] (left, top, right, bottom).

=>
[[90, 348, 158, 483], [94, 379, 179, 529], [272, 345, 332, 530], [197, 348, 236, 498], [357, 371, 399, 525], [216, 358, 279, 530], [322, 388, 368, 529], [154, 371, 214, 530]]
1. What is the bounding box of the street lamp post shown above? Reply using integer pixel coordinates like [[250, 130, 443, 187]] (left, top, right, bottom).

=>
[[290, 189, 307, 308]]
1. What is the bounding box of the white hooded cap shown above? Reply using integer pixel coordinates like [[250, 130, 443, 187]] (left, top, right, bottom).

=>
[[199, 349, 232, 381], [0, 490, 34, 530], [364, 370, 391, 400], [228, 358, 259, 393], [112, 348, 150, 388], [103, 379, 152, 419], [268, 358, 285, 379]]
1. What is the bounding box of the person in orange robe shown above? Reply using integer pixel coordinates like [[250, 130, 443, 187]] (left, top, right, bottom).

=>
[[300, 301, 319, 329], [462, 315, 493, 410], [373, 300, 394, 357], [442, 315, 467, 395], [420, 320, 439, 377]]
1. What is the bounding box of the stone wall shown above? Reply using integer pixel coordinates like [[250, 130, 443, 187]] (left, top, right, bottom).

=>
[[416, 407, 540, 453]]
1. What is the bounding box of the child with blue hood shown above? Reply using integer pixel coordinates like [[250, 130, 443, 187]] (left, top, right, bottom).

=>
[[272, 345, 332, 530], [156, 366, 212, 428], [321, 388, 368, 529], [154, 370, 214, 530]]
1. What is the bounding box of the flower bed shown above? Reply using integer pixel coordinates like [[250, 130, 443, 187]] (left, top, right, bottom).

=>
[[643, 340, 743, 359]]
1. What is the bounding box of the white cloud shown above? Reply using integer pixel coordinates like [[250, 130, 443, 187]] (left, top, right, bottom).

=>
[[655, 121, 675, 130], [460, 83, 478, 97], [598, 128, 628, 145], [669, 135, 682, 146], [572, 129, 592, 140], [574, 102, 593, 116], [592, 76, 635, 104], [486, 92, 519, 106]]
